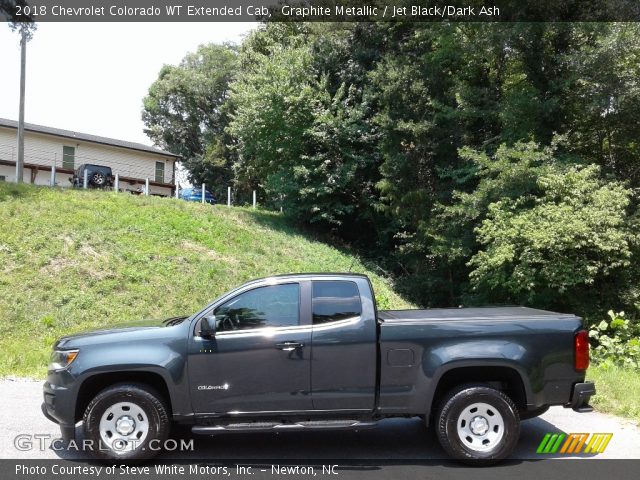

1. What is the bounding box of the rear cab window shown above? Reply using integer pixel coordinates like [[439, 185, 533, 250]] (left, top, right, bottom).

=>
[[312, 280, 362, 324]]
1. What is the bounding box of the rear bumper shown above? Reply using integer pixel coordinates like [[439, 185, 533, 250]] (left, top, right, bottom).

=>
[[182, 197, 215, 204], [566, 381, 595, 412]]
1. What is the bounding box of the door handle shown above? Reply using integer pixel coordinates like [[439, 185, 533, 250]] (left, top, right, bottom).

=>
[[275, 341, 305, 351]]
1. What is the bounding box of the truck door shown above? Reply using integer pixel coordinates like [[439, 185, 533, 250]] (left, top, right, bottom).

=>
[[189, 281, 313, 414], [310, 279, 378, 410]]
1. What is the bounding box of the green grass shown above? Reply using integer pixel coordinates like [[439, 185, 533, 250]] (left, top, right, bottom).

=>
[[587, 364, 640, 424], [0, 183, 412, 378]]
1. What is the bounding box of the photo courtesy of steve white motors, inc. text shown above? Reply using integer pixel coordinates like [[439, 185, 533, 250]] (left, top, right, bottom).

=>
[[14, 464, 339, 477]]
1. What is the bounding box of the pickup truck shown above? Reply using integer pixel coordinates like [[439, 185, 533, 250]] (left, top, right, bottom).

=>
[[42, 273, 595, 462]]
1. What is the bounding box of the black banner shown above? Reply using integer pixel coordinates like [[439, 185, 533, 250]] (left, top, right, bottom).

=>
[[2, 0, 640, 23], [2, 459, 640, 480]]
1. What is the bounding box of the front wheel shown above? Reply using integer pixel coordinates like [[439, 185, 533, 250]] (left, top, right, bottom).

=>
[[83, 383, 170, 461], [436, 384, 520, 463]]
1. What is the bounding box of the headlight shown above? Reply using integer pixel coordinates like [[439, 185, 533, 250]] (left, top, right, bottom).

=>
[[49, 349, 79, 370]]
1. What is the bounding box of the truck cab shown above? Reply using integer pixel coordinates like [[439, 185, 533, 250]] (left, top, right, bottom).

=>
[[189, 275, 377, 414]]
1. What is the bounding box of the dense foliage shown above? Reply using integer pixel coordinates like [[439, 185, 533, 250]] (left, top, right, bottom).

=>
[[143, 22, 640, 324], [462, 144, 633, 316], [590, 311, 640, 369]]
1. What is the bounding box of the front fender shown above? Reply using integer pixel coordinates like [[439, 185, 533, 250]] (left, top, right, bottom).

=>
[[72, 340, 190, 417], [45, 324, 191, 427]]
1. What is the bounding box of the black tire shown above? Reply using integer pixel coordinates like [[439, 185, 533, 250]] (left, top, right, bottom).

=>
[[519, 405, 549, 420], [82, 383, 170, 461], [436, 384, 520, 463]]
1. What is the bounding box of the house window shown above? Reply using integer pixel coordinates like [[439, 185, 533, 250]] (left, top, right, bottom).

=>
[[0, 176, 6, 182], [62, 146, 75, 170], [155, 161, 165, 183]]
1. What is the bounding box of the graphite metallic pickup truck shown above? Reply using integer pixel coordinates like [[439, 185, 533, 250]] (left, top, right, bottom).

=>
[[42, 273, 595, 462]]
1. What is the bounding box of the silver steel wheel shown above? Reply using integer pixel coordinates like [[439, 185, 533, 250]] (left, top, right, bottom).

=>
[[99, 401, 149, 454], [456, 402, 505, 452]]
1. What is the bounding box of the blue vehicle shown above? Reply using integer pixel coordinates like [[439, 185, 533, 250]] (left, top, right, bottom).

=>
[[179, 187, 216, 205]]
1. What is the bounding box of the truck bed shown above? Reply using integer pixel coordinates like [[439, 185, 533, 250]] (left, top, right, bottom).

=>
[[379, 306, 576, 322]]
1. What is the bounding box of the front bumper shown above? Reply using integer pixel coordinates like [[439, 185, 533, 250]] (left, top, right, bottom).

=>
[[567, 381, 595, 412], [42, 369, 78, 440], [43, 379, 74, 422], [42, 402, 76, 442], [41, 402, 58, 424]]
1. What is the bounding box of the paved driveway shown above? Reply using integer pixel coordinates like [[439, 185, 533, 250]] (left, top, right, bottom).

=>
[[1, 378, 638, 461]]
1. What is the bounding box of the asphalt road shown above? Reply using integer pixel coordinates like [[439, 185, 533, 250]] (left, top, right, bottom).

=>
[[2, 378, 639, 461]]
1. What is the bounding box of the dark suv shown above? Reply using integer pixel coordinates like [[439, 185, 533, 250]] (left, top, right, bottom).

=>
[[71, 164, 114, 189]]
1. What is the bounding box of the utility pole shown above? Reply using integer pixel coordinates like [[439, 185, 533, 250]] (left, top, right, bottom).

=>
[[15, 25, 27, 183]]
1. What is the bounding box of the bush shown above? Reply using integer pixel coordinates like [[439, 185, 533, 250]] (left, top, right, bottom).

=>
[[465, 146, 635, 315], [589, 310, 640, 369]]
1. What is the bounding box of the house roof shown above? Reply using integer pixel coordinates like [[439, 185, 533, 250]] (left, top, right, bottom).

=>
[[0, 118, 180, 159]]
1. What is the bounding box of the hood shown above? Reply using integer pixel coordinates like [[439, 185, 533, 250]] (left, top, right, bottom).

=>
[[54, 316, 189, 348]]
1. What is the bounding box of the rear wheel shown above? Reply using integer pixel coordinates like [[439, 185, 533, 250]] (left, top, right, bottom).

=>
[[83, 383, 170, 461], [436, 384, 520, 463]]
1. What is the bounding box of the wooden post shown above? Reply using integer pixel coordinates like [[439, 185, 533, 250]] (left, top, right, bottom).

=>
[[145, 178, 149, 195], [227, 186, 231, 207], [83, 169, 88, 189], [175, 184, 179, 199], [114, 173, 119, 192], [202, 183, 205, 204], [253, 190, 256, 208], [50, 165, 56, 187]]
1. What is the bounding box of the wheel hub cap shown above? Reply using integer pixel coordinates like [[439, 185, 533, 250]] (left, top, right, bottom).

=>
[[470, 416, 489, 435], [98, 401, 149, 454], [115, 415, 136, 435], [456, 402, 505, 452]]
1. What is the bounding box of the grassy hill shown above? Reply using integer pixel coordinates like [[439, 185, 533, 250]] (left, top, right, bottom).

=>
[[0, 183, 411, 377]]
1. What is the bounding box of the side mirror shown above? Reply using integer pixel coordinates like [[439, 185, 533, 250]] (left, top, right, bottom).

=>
[[200, 315, 216, 339]]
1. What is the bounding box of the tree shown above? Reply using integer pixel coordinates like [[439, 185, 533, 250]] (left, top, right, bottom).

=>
[[1, 0, 36, 27], [364, 22, 640, 310], [464, 143, 634, 316], [3, 1, 37, 183], [140, 21, 640, 319], [142, 43, 238, 198], [369, 23, 510, 303], [228, 24, 382, 232], [564, 23, 640, 189], [227, 33, 317, 206]]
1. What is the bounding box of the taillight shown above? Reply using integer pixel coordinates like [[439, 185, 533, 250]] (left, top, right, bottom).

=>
[[575, 330, 589, 371]]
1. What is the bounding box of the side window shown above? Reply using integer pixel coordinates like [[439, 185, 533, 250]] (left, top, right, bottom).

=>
[[312, 281, 362, 325], [62, 146, 75, 170], [155, 161, 165, 183], [214, 283, 300, 332]]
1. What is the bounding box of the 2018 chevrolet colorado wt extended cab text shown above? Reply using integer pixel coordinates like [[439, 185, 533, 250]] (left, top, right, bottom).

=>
[[42, 273, 595, 462]]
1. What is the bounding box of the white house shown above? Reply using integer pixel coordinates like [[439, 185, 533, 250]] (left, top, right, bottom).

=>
[[0, 118, 179, 196]]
